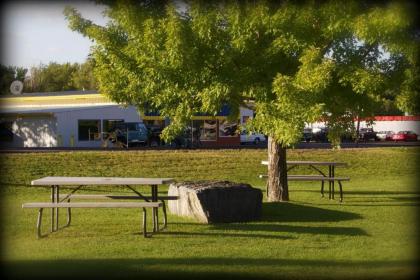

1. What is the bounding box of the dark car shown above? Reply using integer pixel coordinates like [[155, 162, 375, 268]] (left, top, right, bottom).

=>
[[301, 128, 313, 142], [340, 130, 355, 143], [311, 128, 329, 142], [358, 128, 378, 142], [111, 122, 149, 147]]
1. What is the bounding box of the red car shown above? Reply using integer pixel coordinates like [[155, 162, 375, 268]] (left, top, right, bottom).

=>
[[391, 131, 418, 141]]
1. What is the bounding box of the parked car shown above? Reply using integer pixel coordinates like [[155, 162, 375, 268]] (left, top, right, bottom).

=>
[[240, 131, 266, 145], [358, 128, 378, 141], [311, 127, 329, 142], [301, 128, 313, 142], [391, 131, 418, 142], [111, 122, 149, 147], [376, 131, 394, 141], [340, 130, 355, 143]]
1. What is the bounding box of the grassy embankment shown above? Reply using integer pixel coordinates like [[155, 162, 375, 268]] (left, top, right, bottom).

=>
[[0, 147, 419, 279]]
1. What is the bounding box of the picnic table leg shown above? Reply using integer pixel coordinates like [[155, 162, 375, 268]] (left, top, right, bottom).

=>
[[328, 166, 332, 200], [37, 208, 44, 239], [151, 185, 158, 232], [338, 181, 343, 202], [151, 186, 155, 232], [66, 198, 71, 227], [51, 186, 55, 232], [154, 186, 159, 232], [55, 186, 59, 231], [142, 207, 148, 238], [156, 199, 168, 231], [331, 166, 335, 199], [160, 200, 167, 230]]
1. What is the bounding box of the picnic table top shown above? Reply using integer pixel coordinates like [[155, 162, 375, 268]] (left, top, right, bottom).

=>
[[261, 160, 347, 166], [31, 176, 174, 186]]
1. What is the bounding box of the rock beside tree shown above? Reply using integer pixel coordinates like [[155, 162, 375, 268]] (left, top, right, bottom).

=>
[[168, 181, 262, 223]]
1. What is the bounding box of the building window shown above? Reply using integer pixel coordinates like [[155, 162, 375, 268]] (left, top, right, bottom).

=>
[[0, 121, 14, 142], [102, 119, 124, 139], [219, 119, 238, 137], [78, 120, 101, 141], [193, 120, 217, 141]]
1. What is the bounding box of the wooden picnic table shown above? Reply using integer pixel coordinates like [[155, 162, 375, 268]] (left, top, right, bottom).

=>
[[28, 176, 174, 237]]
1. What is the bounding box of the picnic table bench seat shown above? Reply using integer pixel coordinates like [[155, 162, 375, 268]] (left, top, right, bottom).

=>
[[57, 194, 178, 231], [58, 194, 178, 200], [22, 201, 162, 238]]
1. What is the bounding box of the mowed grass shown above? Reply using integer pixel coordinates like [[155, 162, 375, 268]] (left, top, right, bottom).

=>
[[0, 147, 419, 279]]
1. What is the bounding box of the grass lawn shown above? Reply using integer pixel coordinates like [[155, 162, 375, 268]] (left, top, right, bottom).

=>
[[0, 147, 419, 279]]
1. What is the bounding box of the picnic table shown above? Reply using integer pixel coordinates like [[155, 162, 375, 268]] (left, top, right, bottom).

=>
[[260, 160, 349, 201], [23, 176, 174, 238]]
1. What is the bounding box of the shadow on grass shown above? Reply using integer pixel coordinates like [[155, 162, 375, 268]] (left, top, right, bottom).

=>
[[208, 223, 368, 236], [343, 195, 420, 206], [292, 189, 420, 196], [158, 231, 295, 240], [342, 190, 419, 206], [215, 202, 365, 236], [172, 202, 366, 237], [293, 189, 420, 206], [305, 202, 420, 207], [389, 196, 420, 201], [344, 190, 420, 196], [261, 202, 362, 222], [2, 258, 417, 280]]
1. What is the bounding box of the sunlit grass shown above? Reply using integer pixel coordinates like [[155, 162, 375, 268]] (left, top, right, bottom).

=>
[[0, 147, 419, 279]]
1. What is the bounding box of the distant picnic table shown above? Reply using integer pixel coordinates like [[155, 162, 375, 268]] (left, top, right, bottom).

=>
[[260, 161, 349, 202]]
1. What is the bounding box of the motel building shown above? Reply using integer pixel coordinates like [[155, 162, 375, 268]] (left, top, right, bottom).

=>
[[0, 90, 254, 148], [1, 90, 418, 148]]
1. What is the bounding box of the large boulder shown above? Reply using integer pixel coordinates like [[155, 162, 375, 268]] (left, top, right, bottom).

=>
[[168, 181, 262, 223]]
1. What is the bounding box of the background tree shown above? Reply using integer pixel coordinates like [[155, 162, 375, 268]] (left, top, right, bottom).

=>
[[65, 0, 419, 202], [23, 61, 98, 93], [71, 58, 98, 90], [25, 62, 78, 92]]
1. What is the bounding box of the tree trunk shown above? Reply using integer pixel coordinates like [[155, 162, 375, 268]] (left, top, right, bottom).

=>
[[266, 136, 289, 202], [355, 116, 361, 147]]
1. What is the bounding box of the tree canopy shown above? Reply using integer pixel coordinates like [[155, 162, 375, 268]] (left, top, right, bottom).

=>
[[65, 0, 419, 146], [24, 60, 98, 93]]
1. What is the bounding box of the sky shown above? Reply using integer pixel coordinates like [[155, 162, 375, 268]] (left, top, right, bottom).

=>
[[0, 0, 109, 70]]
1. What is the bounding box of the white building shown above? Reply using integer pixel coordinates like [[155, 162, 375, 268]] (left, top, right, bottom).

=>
[[307, 116, 420, 136], [0, 90, 143, 148], [361, 116, 420, 135]]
